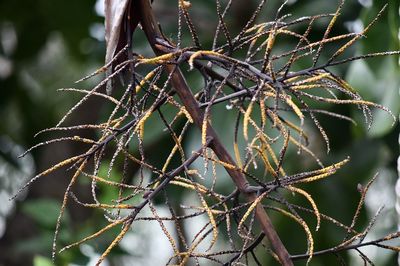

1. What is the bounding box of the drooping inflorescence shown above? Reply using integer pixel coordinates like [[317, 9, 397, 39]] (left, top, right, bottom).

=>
[[15, 0, 400, 265]]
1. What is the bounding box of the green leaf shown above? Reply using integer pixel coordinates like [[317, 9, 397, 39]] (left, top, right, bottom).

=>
[[346, 59, 377, 98], [346, 57, 399, 137], [368, 59, 400, 137], [21, 199, 67, 228], [33, 255, 54, 266]]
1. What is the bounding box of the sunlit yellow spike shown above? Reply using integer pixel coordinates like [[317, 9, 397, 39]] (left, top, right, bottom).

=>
[[259, 134, 287, 176], [238, 191, 268, 234], [188, 50, 227, 69], [330, 4, 387, 61], [252, 145, 277, 177], [198, 191, 218, 251], [285, 96, 305, 121], [277, 29, 310, 45], [52, 161, 88, 260], [245, 22, 266, 34], [243, 101, 254, 141], [282, 118, 309, 144], [134, 109, 153, 134], [135, 68, 158, 93], [292, 73, 331, 86], [275, 207, 314, 264], [186, 169, 199, 175], [170, 180, 208, 194], [179, 0, 192, 9], [291, 84, 322, 90], [233, 141, 243, 169], [137, 52, 177, 65], [60, 219, 126, 253], [259, 98, 267, 127], [96, 221, 131, 266], [201, 116, 208, 146], [328, 75, 356, 93], [178, 107, 194, 123], [297, 158, 350, 184], [200, 152, 238, 170], [83, 173, 146, 190], [288, 186, 321, 231]]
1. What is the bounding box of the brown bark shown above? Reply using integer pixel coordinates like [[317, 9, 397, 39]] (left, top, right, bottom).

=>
[[134, 1, 293, 265]]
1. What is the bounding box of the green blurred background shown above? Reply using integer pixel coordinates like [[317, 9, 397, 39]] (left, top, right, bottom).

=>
[[0, 0, 399, 265]]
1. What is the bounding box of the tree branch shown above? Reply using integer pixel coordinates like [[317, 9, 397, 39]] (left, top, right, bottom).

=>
[[135, 0, 293, 265]]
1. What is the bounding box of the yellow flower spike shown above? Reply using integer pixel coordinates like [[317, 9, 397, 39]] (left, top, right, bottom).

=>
[[201, 116, 208, 147], [83, 172, 147, 190], [12, 154, 84, 200], [244, 22, 266, 34], [301, 94, 395, 123], [291, 84, 322, 90], [186, 169, 199, 175], [269, 250, 282, 264], [281, 118, 309, 145], [266, 31, 276, 53], [295, 157, 350, 184], [259, 133, 287, 177], [160, 130, 186, 174], [52, 160, 88, 260], [259, 98, 267, 127], [233, 141, 243, 169], [264, 91, 304, 124], [243, 101, 254, 141], [135, 68, 158, 93], [285, 95, 304, 121], [276, 29, 311, 46], [271, 207, 314, 265], [285, 75, 302, 83], [174, 178, 227, 265], [188, 50, 225, 69], [179, 0, 191, 9], [238, 191, 268, 236], [329, 4, 387, 62], [248, 26, 266, 51], [139, 123, 145, 140], [170, 180, 208, 194], [328, 75, 356, 93], [252, 145, 277, 177], [59, 218, 127, 253], [137, 52, 177, 65], [261, 27, 276, 72], [178, 107, 194, 123], [312, 0, 344, 64], [96, 221, 132, 266], [292, 73, 331, 86], [198, 192, 218, 251], [288, 186, 321, 231], [198, 151, 238, 170], [134, 109, 153, 134]]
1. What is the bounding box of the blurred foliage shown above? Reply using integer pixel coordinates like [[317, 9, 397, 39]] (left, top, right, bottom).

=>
[[0, 0, 398, 265]]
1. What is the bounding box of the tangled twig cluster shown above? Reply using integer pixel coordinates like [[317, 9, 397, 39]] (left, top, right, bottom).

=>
[[15, 0, 400, 265]]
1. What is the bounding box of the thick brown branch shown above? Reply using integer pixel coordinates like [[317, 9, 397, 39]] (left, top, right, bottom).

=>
[[135, 1, 293, 265]]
